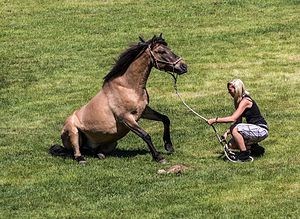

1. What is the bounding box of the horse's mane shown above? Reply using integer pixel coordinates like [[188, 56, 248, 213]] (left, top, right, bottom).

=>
[[103, 35, 167, 83]]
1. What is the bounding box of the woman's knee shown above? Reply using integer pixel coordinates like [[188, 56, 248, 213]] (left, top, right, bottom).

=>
[[230, 126, 239, 136]]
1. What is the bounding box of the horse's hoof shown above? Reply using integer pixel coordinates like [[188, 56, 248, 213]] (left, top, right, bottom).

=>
[[154, 154, 166, 164], [79, 160, 87, 165], [159, 159, 167, 164], [97, 153, 106, 160], [75, 156, 86, 165], [164, 143, 174, 154]]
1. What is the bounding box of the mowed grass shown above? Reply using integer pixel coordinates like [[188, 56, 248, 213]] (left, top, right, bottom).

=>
[[1, 0, 299, 218]]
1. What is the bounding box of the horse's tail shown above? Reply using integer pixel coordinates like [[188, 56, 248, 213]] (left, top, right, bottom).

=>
[[49, 144, 72, 158]]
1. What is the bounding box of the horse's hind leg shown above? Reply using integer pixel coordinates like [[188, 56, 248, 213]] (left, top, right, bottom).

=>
[[61, 120, 86, 164], [141, 106, 174, 153]]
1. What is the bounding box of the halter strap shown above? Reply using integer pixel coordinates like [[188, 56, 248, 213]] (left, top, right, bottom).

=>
[[148, 45, 182, 71]]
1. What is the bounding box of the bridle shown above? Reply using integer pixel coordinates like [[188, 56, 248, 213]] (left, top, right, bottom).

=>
[[148, 45, 182, 76]]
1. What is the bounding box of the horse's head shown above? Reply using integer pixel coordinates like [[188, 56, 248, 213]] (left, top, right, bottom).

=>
[[141, 34, 188, 75]]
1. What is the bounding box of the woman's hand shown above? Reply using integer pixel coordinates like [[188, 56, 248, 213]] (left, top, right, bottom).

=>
[[207, 118, 217, 125], [222, 129, 230, 140], [222, 131, 228, 140]]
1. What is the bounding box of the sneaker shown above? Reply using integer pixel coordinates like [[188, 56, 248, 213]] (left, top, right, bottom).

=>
[[233, 151, 253, 163], [250, 143, 265, 157]]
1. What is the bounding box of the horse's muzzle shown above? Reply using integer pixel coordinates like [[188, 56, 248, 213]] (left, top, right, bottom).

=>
[[176, 63, 188, 75]]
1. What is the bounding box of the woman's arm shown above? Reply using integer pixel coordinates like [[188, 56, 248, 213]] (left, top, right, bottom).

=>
[[207, 99, 252, 125], [222, 128, 231, 139]]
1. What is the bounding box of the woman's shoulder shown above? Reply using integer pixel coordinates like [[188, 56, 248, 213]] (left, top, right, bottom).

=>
[[241, 94, 252, 101], [240, 95, 253, 108], [242, 94, 253, 102]]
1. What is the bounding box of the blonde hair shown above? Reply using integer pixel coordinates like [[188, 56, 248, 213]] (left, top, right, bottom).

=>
[[227, 79, 249, 108]]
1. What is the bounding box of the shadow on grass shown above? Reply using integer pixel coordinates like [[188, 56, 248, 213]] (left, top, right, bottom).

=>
[[49, 144, 149, 160], [109, 148, 149, 158]]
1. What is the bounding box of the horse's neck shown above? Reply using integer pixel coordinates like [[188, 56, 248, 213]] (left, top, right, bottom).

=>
[[121, 51, 152, 90]]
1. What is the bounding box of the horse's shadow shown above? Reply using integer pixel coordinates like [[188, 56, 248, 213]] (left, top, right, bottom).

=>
[[109, 148, 149, 158], [50, 144, 150, 160], [80, 147, 149, 159]]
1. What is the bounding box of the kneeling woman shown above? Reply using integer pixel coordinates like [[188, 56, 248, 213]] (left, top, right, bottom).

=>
[[208, 79, 269, 162]]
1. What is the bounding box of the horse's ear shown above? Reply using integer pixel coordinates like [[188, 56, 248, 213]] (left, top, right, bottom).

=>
[[159, 33, 163, 38], [139, 36, 145, 43], [149, 35, 157, 48], [151, 35, 156, 42]]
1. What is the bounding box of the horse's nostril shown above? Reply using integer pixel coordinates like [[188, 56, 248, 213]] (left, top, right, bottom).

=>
[[181, 64, 187, 71]]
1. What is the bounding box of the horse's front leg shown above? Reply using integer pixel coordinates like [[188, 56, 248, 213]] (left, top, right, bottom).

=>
[[141, 106, 174, 154], [122, 114, 166, 163]]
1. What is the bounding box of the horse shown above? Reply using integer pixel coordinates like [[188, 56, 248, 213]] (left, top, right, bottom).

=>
[[50, 34, 188, 164]]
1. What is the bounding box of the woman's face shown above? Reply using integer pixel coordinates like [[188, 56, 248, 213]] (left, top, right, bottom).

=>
[[228, 84, 235, 97]]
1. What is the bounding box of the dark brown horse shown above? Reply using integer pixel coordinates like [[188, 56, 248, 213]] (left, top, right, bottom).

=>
[[50, 34, 187, 164]]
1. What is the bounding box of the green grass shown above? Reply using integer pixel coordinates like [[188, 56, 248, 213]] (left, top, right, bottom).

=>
[[1, 0, 299, 218]]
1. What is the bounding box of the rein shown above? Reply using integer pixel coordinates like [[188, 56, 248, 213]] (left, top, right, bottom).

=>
[[148, 46, 244, 162], [170, 72, 209, 123], [169, 72, 241, 161], [148, 45, 208, 122]]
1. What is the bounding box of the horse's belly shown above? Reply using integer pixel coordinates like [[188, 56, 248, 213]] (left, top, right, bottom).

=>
[[85, 140, 118, 153], [83, 124, 130, 148], [83, 129, 129, 153]]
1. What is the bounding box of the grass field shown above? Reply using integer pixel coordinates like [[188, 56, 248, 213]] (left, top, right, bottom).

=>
[[1, 0, 299, 218]]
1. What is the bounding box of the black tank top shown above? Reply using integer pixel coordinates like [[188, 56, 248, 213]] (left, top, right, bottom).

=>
[[241, 95, 268, 129]]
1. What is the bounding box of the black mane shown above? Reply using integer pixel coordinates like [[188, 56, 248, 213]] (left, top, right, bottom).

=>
[[103, 35, 167, 83]]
